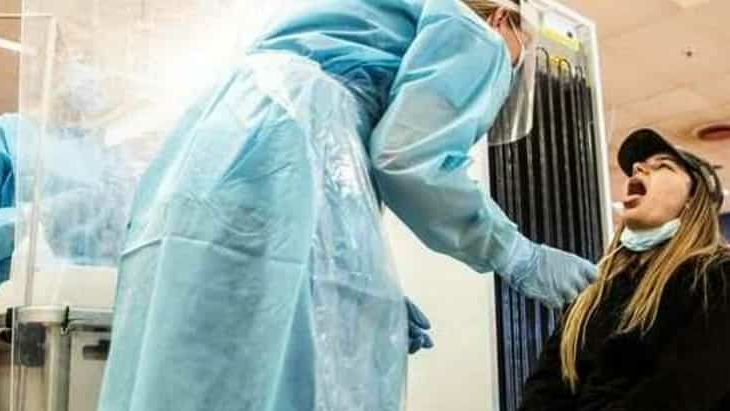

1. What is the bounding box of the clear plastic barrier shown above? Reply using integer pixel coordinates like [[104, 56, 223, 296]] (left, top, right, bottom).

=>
[[5, 0, 276, 309]]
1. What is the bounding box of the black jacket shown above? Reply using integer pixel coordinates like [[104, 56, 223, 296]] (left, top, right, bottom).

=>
[[519, 256, 730, 411]]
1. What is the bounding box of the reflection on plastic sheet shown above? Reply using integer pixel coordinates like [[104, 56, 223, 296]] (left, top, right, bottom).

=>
[[12, 0, 284, 306]]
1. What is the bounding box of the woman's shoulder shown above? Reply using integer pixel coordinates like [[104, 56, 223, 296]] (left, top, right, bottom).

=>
[[702, 248, 730, 279], [685, 249, 730, 309], [675, 249, 730, 277], [667, 250, 730, 302], [707, 249, 730, 288]]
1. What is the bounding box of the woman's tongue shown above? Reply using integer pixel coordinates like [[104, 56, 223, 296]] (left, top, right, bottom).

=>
[[623, 180, 646, 209]]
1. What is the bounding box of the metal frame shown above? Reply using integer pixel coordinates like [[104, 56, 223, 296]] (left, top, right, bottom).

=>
[[0, 11, 58, 311], [10, 306, 111, 411]]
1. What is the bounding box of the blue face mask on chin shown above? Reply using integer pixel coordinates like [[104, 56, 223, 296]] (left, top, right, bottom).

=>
[[620, 219, 681, 252]]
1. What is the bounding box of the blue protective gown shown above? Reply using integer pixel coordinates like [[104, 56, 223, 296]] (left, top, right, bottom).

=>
[[0, 114, 17, 283], [98, 1, 516, 410]]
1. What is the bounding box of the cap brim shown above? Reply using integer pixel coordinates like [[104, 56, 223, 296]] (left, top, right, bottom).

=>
[[617, 129, 688, 176]]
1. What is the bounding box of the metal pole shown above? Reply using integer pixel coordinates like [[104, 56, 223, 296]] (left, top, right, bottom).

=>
[[44, 327, 70, 411], [573, 67, 593, 261]]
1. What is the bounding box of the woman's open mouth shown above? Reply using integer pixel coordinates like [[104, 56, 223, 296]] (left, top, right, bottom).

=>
[[623, 177, 647, 209]]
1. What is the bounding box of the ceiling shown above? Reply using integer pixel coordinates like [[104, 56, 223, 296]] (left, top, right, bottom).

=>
[[557, 0, 730, 215]]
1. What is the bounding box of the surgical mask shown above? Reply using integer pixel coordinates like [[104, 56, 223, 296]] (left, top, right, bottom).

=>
[[620, 219, 681, 252]]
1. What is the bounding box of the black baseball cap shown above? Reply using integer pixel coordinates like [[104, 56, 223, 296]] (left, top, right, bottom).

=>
[[618, 128, 724, 210]]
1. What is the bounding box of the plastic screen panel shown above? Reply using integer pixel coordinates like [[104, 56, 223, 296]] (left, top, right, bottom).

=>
[[487, 51, 606, 411], [8, 0, 278, 309], [5, 4, 298, 411]]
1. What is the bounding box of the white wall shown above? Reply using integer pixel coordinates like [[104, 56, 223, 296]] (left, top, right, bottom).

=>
[[384, 143, 501, 411]]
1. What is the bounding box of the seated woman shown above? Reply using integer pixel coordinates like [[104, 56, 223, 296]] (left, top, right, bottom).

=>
[[519, 128, 730, 411]]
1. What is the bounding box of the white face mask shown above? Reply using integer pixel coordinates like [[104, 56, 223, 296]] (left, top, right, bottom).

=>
[[620, 219, 681, 252]]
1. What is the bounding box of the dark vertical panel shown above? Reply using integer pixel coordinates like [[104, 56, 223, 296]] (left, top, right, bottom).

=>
[[545, 62, 563, 252], [556, 60, 577, 254], [490, 50, 606, 411], [489, 117, 516, 411], [570, 69, 591, 260], [579, 70, 605, 261]]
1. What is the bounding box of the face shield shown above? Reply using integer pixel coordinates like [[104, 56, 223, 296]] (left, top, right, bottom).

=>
[[488, 0, 539, 146]]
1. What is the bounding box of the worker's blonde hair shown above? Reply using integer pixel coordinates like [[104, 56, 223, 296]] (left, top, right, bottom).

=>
[[461, 0, 521, 26], [560, 177, 730, 391]]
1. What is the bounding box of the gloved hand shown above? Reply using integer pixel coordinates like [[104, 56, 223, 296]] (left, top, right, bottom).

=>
[[499, 233, 598, 309], [406, 298, 434, 355]]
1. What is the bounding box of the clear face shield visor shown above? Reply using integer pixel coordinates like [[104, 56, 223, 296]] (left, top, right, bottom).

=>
[[488, 0, 539, 146]]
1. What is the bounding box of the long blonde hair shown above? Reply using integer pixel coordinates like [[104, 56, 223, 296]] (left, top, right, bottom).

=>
[[560, 178, 729, 391]]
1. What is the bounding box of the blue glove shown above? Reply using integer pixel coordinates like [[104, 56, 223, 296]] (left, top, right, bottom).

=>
[[406, 298, 433, 355], [499, 232, 598, 309]]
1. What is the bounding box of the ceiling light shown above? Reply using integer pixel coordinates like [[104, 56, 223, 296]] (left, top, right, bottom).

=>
[[693, 122, 730, 141], [671, 0, 711, 9], [0, 37, 21, 54]]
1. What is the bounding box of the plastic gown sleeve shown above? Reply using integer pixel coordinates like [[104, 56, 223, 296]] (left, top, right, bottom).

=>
[[0, 115, 16, 256], [0, 114, 17, 282], [369, 4, 516, 275], [0, 115, 15, 207]]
